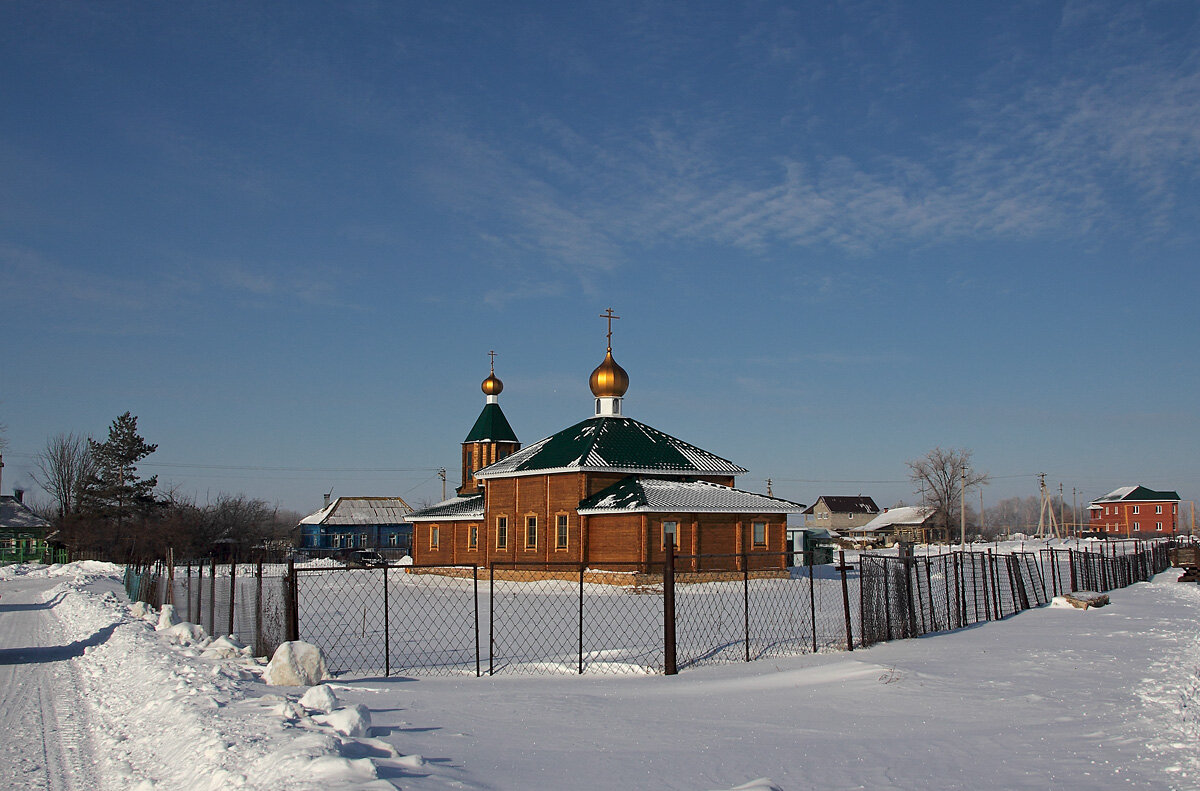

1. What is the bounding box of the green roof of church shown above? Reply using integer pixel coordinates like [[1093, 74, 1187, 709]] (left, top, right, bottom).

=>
[[474, 416, 747, 479], [464, 402, 518, 443]]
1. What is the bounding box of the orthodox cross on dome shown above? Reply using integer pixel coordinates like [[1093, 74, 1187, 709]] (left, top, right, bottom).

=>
[[488, 349, 497, 373], [600, 308, 620, 350]]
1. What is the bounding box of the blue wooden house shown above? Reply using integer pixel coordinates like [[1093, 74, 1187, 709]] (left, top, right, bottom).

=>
[[297, 495, 413, 554]]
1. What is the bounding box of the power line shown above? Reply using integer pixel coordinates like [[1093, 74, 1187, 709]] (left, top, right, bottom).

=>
[[141, 462, 442, 473]]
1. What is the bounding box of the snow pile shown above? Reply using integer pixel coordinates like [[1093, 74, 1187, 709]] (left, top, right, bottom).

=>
[[312, 704, 372, 738], [39, 563, 394, 790], [263, 641, 329, 686], [299, 684, 338, 713]]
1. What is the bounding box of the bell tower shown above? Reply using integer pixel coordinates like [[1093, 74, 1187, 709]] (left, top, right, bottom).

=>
[[458, 352, 520, 495]]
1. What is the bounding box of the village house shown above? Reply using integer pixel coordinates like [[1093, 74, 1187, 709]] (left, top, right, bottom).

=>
[[0, 488, 52, 564], [1087, 486, 1182, 537], [297, 495, 413, 554], [801, 495, 880, 532], [847, 505, 939, 546], [407, 317, 806, 571]]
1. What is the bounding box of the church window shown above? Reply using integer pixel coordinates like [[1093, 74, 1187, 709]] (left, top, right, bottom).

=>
[[556, 514, 568, 549], [430, 526, 440, 549], [525, 516, 538, 549], [1156, 505, 1163, 514], [662, 521, 678, 549], [496, 517, 508, 549], [753, 522, 767, 547], [468, 525, 478, 549]]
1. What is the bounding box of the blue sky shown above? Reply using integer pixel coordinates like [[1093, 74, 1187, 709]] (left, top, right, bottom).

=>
[[2, 0, 1197, 520]]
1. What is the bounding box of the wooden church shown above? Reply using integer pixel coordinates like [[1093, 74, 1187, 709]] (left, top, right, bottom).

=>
[[407, 314, 805, 571]]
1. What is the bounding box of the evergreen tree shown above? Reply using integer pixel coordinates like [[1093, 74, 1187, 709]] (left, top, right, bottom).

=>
[[83, 412, 158, 526]]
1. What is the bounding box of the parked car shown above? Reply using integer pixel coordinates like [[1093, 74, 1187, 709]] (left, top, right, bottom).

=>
[[335, 549, 387, 568]]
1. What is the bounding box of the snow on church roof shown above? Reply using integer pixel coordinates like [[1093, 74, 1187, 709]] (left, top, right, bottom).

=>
[[577, 477, 805, 515], [474, 416, 747, 480], [406, 493, 485, 522]]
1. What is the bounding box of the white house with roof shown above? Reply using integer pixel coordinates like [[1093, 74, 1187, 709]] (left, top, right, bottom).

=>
[[847, 505, 938, 546]]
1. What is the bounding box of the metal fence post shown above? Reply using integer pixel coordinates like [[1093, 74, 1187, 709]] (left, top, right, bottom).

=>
[[743, 551, 751, 662], [166, 549, 175, 606], [208, 557, 217, 637], [664, 542, 677, 675], [488, 564, 495, 676], [255, 560, 263, 657], [228, 555, 237, 638], [474, 565, 481, 678], [287, 557, 299, 642], [578, 564, 585, 674], [808, 551, 817, 654], [383, 563, 390, 678], [839, 551, 853, 652]]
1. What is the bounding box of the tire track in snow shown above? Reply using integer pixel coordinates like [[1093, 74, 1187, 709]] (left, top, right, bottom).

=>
[[0, 576, 100, 791]]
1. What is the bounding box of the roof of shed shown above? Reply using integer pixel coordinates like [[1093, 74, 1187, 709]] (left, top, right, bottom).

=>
[[299, 496, 413, 526], [474, 416, 747, 479], [850, 505, 937, 532], [577, 476, 805, 515]]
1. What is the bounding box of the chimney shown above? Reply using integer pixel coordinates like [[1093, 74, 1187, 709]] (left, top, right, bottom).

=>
[[14, 487, 24, 504]]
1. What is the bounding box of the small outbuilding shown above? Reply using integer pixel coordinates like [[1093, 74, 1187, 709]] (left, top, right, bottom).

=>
[[848, 505, 939, 546]]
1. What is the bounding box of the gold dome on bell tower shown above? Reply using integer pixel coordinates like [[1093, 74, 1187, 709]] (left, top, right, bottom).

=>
[[481, 350, 504, 398]]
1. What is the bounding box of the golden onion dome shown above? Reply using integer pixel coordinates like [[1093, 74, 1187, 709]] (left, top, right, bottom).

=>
[[482, 371, 503, 396], [589, 349, 629, 398]]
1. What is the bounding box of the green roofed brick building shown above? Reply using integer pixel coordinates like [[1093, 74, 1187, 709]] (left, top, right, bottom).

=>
[[1087, 485, 1183, 538], [408, 320, 805, 571]]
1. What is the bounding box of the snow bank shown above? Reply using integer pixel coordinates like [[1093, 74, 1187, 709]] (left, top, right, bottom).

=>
[[39, 562, 393, 790]]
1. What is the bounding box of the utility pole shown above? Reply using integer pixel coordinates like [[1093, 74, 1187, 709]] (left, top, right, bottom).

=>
[[960, 464, 967, 550], [1072, 487, 1078, 538], [766, 478, 773, 497], [1035, 473, 1062, 541], [438, 468, 446, 501], [1059, 483, 1065, 537], [979, 489, 985, 540]]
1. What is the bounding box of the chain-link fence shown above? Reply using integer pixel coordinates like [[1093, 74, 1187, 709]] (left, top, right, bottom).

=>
[[124, 540, 1173, 677], [862, 543, 1165, 648], [294, 564, 481, 677], [124, 559, 290, 658]]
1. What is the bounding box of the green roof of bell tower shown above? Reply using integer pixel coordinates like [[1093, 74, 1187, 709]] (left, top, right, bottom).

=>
[[464, 402, 519, 444]]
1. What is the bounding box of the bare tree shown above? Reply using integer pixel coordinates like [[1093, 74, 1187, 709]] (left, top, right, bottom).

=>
[[32, 432, 97, 520], [906, 447, 990, 533]]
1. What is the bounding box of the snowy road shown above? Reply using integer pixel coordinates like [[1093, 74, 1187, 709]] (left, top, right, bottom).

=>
[[2, 556, 1199, 790], [0, 575, 101, 791]]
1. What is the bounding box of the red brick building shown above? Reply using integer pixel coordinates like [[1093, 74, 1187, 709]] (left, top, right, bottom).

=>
[[1087, 485, 1182, 537], [408, 328, 805, 571]]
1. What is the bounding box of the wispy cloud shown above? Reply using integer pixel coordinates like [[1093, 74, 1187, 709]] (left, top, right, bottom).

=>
[[415, 2, 1198, 284]]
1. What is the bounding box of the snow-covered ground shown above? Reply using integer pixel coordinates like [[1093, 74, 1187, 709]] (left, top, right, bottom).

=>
[[2, 557, 1199, 790]]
